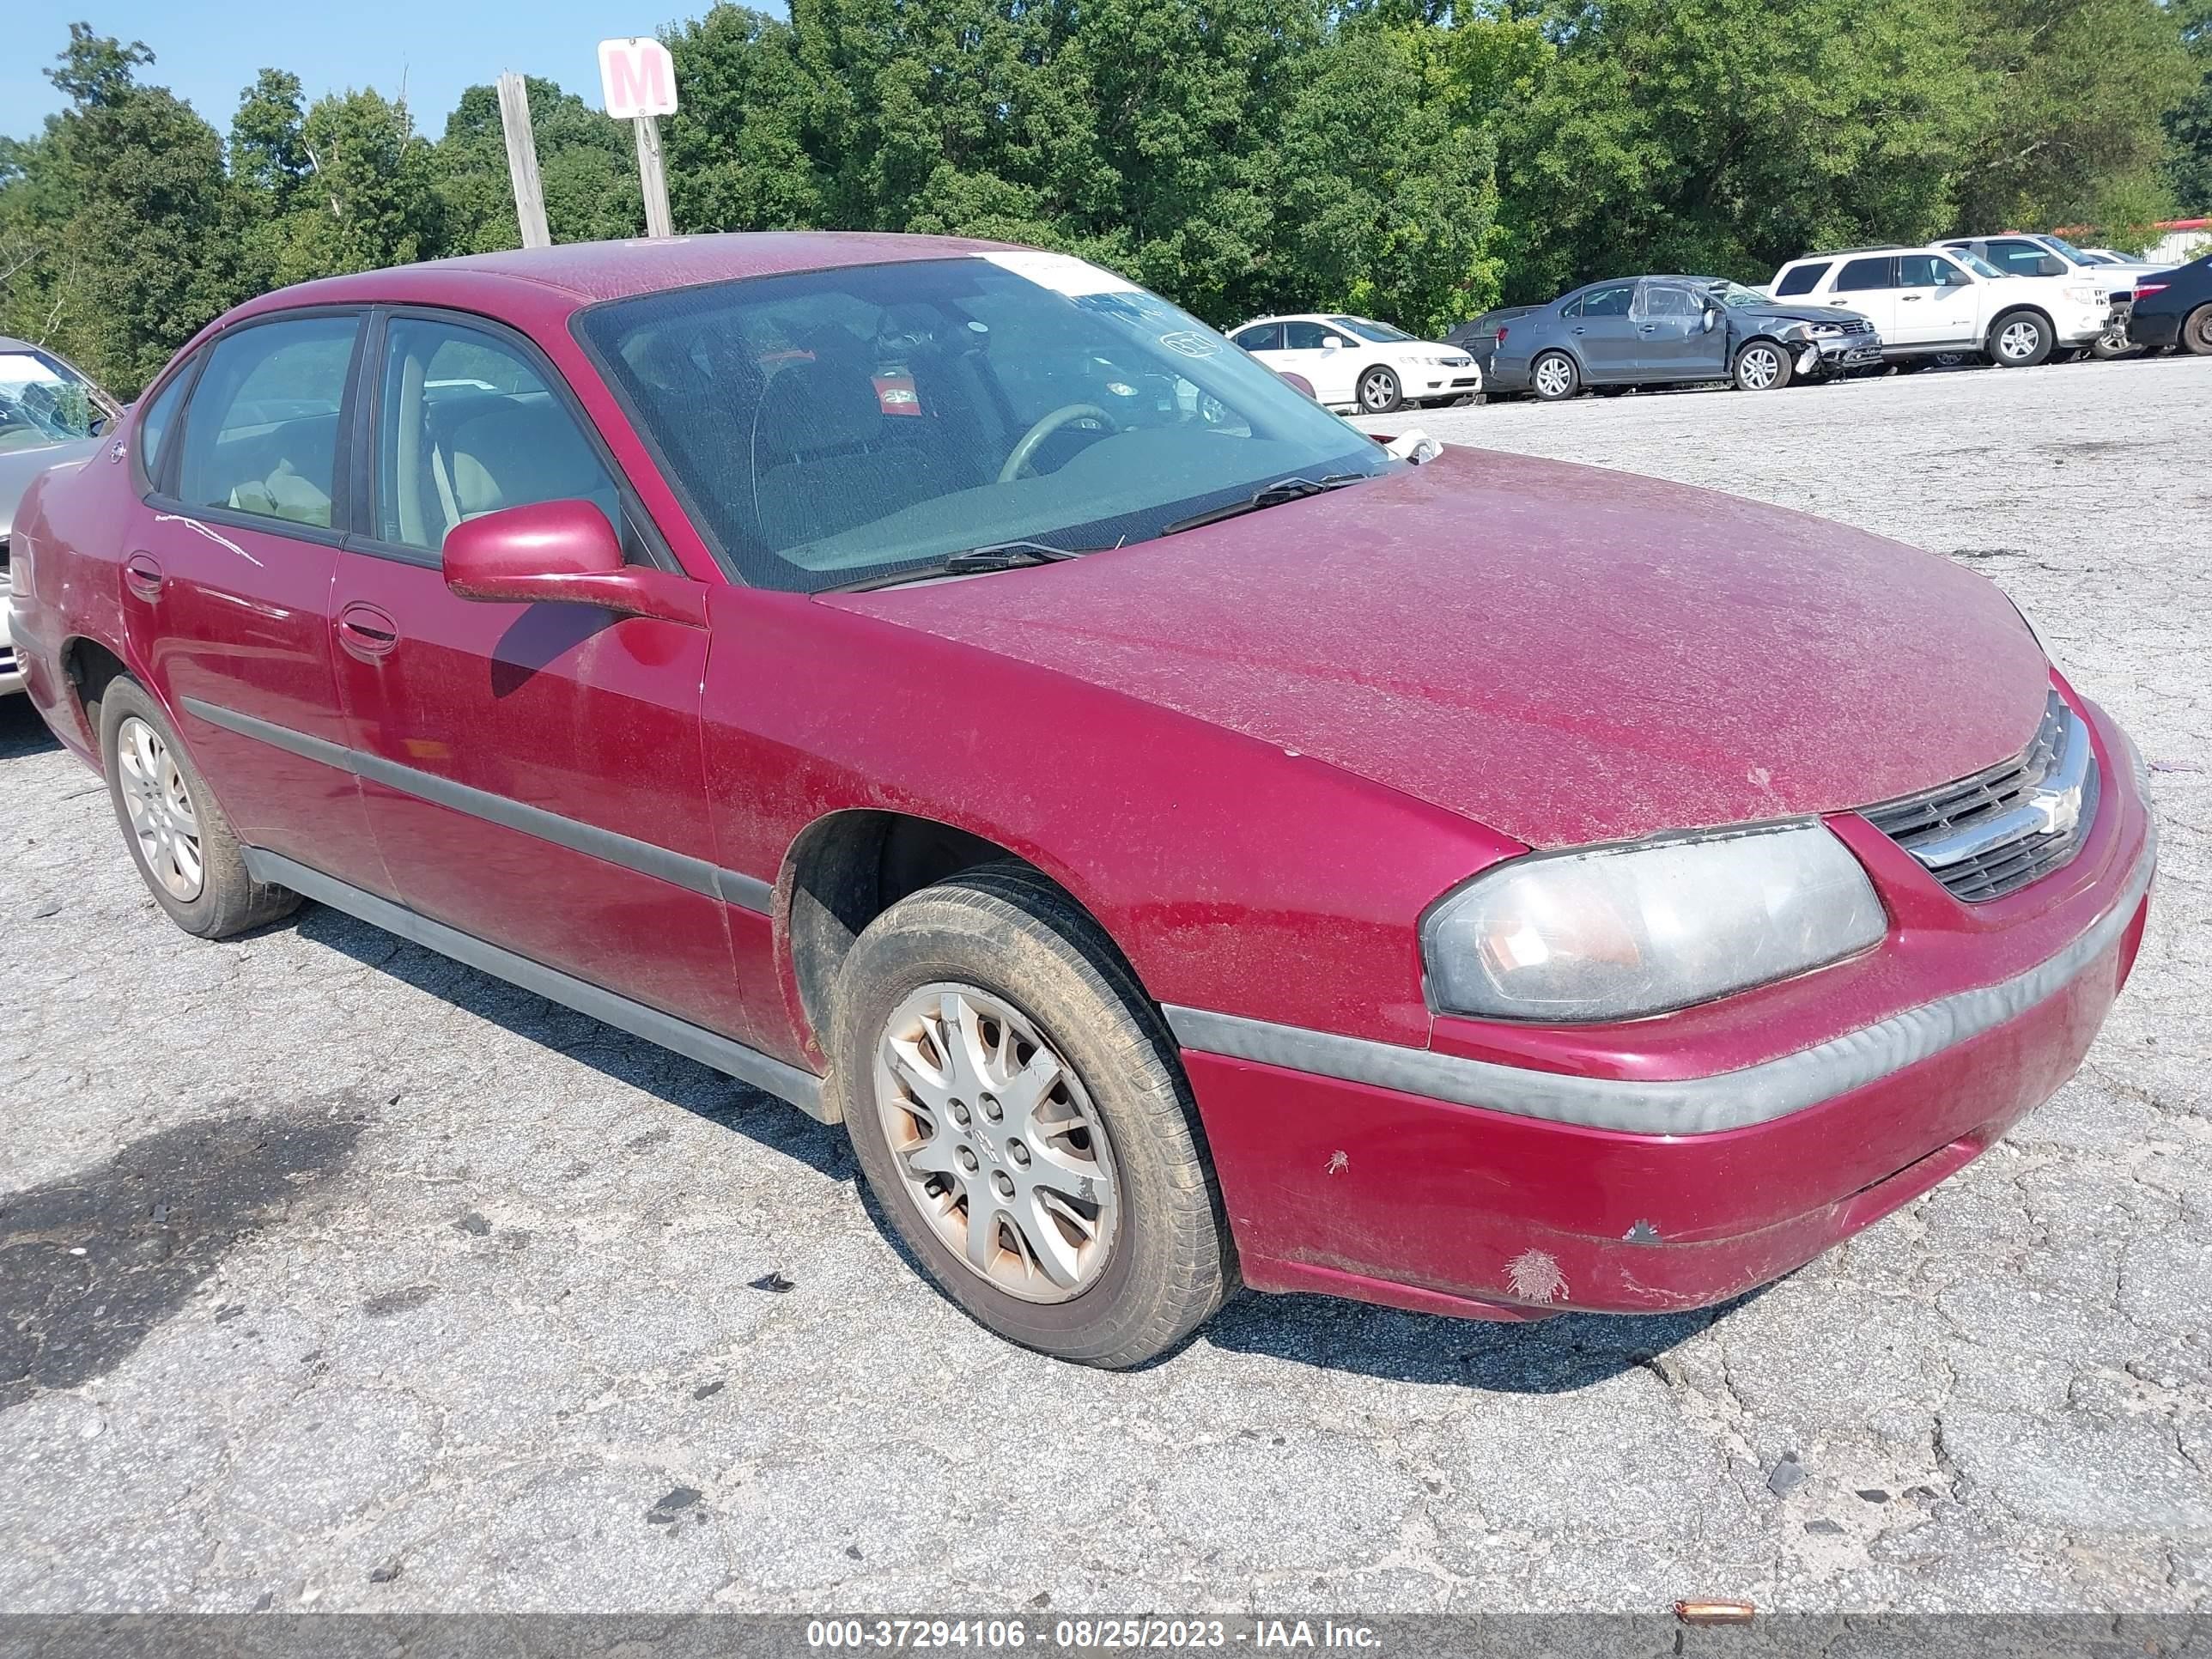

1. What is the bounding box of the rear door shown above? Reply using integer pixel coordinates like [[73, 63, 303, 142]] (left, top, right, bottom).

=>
[[1826, 256, 1902, 341], [1566, 283, 1639, 379], [327, 307, 751, 1042], [124, 309, 392, 894], [1631, 281, 1729, 379], [1892, 253, 1984, 346]]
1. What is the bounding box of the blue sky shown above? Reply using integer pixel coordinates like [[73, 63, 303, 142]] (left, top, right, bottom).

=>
[[7, 0, 739, 142]]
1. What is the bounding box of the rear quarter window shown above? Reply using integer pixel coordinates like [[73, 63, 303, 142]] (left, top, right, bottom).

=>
[[1775, 262, 1830, 296]]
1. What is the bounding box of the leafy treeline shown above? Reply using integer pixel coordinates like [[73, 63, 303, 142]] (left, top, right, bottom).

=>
[[3, 1, 2206, 398]]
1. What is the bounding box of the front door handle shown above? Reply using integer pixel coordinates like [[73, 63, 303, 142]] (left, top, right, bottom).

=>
[[124, 552, 163, 602], [1900, 295, 1923, 302], [337, 601, 400, 663]]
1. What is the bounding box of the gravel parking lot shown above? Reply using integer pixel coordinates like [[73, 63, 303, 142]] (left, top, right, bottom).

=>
[[3, 355, 2207, 1618]]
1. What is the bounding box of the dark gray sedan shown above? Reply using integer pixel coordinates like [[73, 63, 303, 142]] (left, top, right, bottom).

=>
[[1486, 276, 1885, 401]]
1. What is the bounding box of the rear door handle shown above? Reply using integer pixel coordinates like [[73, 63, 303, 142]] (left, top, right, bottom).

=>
[[337, 601, 400, 662], [124, 552, 163, 602]]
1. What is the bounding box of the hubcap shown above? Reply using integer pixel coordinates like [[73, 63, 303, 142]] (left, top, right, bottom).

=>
[[1535, 359, 1570, 397], [1361, 372, 1393, 410], [117, 715, 204, 902], [2001, 321, 2039, 360], [2192, 313, 2212, 349], [1741, 348, 1779, 388], [873, 985, 1119, 1303]]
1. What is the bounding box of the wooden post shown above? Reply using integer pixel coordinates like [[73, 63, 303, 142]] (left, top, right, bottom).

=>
[[496, 72, 551, 250], [633, 113, 673, 238]]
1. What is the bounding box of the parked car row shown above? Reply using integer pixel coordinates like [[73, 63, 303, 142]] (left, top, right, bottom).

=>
[[1228, 313, 1482, 413]]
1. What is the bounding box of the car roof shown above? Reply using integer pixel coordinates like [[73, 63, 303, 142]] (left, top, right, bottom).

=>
[[225, 231, 1022, 321]]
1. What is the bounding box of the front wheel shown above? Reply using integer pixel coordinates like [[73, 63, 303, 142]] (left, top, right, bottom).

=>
[[1989, 310, 2053, 368], [831, 862, 1235, 1368], [1530, 351, 1580, 402], [1356, 366, 1402, 414], [2089, 324, 2140, 361], [1732, 340, 1792, 392], [2182, 303, 2212, 356]]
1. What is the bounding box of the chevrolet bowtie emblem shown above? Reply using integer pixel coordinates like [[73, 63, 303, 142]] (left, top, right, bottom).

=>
[[2028, 779, 2082, 836]]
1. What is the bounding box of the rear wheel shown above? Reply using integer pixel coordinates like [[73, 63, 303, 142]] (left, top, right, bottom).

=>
[[1530, 352, 1580, 402], [2182, 303, 2212, 356], [831, 861, 1234, 1368], [1356, 366, 1402, 414], [1989, 310, 2052, 368], [100, 678, 298, 939], [1732, 340, 1792, 392]]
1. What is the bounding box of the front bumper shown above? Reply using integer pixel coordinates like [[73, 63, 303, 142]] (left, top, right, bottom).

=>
[[2054, 304, 2118, 348], [1800, 335, 1885, 375], [1174, 698, 2154, 1322], [0, 577, 21, 697]]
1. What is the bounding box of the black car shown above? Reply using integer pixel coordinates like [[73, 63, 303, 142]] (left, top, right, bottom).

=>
[[1485, 275, 1885, 400], [2124, 253, 2212, 356], [1443, 305, 1536, 380]]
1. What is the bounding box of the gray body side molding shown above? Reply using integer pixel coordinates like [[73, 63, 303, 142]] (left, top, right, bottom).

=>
[[183, 697, 775, 914], [1164, 836, 2154, 1137], [246, 848, 830, 1121]]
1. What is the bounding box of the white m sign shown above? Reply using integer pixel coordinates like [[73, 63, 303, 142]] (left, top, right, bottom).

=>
[[599, 37, 678, 119]]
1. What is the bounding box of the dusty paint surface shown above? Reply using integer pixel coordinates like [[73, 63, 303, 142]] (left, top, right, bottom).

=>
[[841, 447, 2051, 848]]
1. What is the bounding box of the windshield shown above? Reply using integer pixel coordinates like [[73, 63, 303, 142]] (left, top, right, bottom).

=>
[[1957, 251, 2006, 278], [1328, 316, 1416, 343], [583, 255, 1393, 592], [2038, 235, 2087, 262], [1712, 283, 1774, 309], [0, 349, 112, 453]]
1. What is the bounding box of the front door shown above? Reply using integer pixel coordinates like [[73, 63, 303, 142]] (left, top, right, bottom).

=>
[[1631, 281, 1730, 380], [1280, 319, 1358, 404], [1567, 283, 1640, 380], [1891, 253, 1985, 346], [124, 310, 393, 896], [328, 309, 751, 1044]]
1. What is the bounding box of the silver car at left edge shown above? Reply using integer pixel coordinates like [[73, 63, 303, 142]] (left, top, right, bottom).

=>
[[1, 336, 123, 696]]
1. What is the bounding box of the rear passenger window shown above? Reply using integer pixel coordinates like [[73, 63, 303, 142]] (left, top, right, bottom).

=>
[[1580, 284, 1634, 317], [374, 317, 621, 555], [1232, 324, 1282, 351], [1833, 258, 1895, 293], [176, 317, 358, 531], [1775, 263, 1829, 297]]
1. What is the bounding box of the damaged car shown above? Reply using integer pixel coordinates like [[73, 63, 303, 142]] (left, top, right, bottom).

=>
[[9, 235, 2154, 1366], [1488, 276, 1885, 399]]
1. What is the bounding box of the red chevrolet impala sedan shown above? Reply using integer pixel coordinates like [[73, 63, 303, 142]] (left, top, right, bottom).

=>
[[9, 235, 2154, 1365]]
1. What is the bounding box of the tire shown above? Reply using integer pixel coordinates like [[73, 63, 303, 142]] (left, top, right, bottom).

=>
[[1732, 339, 1792, 392], [1356, 365, 1402, 415], [1530, 351, 1580, 402], [2182, 303, 2212, 357], [2089, 323, 2141, 362], [1988, 310, 2052, 368], [830, 860, 1235, 1368], [100, 678, 299, 939]]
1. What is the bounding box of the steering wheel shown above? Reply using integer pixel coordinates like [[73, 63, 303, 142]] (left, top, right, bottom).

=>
[[999, 403, 1115, 483]]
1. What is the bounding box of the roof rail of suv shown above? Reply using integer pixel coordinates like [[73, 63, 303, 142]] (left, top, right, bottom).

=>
[[1799, 245, 1911, 258]]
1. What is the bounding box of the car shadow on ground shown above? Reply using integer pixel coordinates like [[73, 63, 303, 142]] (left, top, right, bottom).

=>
[[0, 697, 62, 761], [1194, 1286, 1753, 1391], [287, 902, 853, 1182]]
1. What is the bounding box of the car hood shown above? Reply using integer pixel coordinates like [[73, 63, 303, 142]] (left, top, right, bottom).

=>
[[1740, 302, 1868, 326], [830, 448, 2051, 849], [0, 436, 100, 538]]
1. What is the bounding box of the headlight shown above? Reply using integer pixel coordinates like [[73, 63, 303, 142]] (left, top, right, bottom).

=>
[[1421, 821, 1887, 1022], [1807, 323, 1842, 337], [2063, 285, 2100, 307]]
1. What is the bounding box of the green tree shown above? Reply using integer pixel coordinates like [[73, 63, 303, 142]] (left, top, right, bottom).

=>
[[434, 77, 640, 253], [2163, 0, 2212, 212], [1488, 0, 1985, 301], [1954, 0, 2196, 229]]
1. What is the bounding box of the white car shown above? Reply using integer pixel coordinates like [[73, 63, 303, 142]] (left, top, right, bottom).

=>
[[1766, 245, 2116, 368], [1228, 313, 1480, 414]]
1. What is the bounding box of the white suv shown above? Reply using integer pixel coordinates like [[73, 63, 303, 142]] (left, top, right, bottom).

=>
[[1766, 245, 2115, 368]]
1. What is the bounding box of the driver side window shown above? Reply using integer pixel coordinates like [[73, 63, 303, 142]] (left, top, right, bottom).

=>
[[1283, 321, 1328, 349]]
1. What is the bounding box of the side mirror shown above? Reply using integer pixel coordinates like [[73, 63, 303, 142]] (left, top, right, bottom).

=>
[[2036, 256, 2067, 277], [1320, 336, 1344, 349], [1702, 307, 1721, 332], [442, 499, 705, 627]]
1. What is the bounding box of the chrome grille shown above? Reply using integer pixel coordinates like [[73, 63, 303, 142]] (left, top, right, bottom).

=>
[[1862, 692, 2098, 902], [1840, 319, 1876, 337]]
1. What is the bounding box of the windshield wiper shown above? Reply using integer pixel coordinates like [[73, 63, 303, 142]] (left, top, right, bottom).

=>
[[1162, 473, 1370, 536], [819, 540, 1088, 594]]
